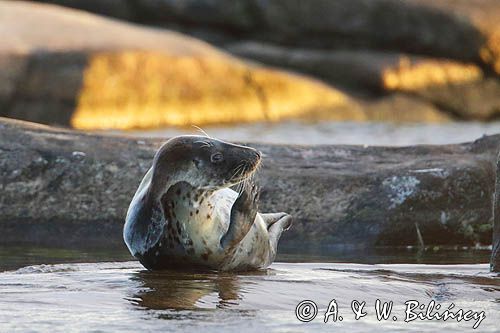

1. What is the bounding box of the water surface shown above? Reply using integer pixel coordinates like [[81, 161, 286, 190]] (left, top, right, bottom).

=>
[[120, 120, 500, 146], [0, 248, 497, 332]]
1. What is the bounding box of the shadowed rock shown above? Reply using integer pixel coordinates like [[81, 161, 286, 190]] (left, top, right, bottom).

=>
[[228, 42, 483, 92], [0, 117, 497, 249], [30, 0, 134, 20], [33, 0, 500, 75]]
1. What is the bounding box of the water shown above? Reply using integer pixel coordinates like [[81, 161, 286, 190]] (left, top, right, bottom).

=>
[[119, 120, 500, 146], [0, 248, 498, 332]]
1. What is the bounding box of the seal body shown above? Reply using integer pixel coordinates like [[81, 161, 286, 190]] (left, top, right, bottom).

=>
[[123, 135, 292, 271]]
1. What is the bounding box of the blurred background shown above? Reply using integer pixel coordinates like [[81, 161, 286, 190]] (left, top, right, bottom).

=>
[[2, 0, 500, 145]]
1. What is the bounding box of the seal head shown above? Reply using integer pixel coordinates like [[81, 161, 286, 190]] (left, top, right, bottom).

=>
[[150, 136, 261, 193]]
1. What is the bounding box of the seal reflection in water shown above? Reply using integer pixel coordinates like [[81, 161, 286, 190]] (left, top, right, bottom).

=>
[[124, 135, 292, 271], [130, 270, 247, 310]]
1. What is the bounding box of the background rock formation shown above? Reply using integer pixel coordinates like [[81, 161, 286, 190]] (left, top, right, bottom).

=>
[[26, 0, 500, 123], [0, 117, 496, 248], [0, 1, 362, 130], [228, 43, 500, 120]]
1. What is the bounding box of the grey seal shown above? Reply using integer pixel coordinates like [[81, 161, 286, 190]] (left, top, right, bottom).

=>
[[123, 135, 292, 271]]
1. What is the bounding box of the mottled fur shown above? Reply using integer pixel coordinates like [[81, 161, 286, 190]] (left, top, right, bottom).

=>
[[124, 135, 292, 271]]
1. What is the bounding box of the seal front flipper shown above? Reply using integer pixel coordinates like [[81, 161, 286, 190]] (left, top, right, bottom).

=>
[[220, 182, 260, 250]]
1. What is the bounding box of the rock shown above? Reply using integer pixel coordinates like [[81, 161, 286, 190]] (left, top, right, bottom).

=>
[[0, 54, 29, 114], [368, 66, 500, 120], [133, 0, 256, 30], [361, 94, 451, 123], [228, 42, 398, 91], [492, 153, 500, 272], [227, 42, 500, 120], [229, 42, 500, 120], [252, 0, 500, 74], [410, 78, 500, 120], [36, 0, 500, 74], [0, 1, 362, 130], [228, 42, 484, 92], [0, 117, 496, 248], [418, 0, 500, 75], [31, 0, 134, 20]]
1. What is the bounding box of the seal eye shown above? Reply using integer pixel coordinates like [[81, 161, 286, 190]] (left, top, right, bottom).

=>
[[210, 152, 224, 163]]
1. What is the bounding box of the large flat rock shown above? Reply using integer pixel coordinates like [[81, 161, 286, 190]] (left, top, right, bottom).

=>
[[0, 117, 496, 249], [0, 1, 362, 130]]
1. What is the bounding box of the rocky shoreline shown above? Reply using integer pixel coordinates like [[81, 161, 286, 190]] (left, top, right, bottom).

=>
[[1, 117, 497, 249]]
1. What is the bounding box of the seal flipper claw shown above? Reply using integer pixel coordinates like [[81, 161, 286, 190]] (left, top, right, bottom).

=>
[[220, 182, 260, 250]]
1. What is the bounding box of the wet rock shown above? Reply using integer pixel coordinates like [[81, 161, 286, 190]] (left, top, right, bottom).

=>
[[0, 1, 361, 130], [0, 117, 497, 248], [492, 153, 500, 272]]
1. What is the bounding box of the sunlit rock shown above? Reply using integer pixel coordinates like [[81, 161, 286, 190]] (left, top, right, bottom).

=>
[[72, 51, 361, 130]]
